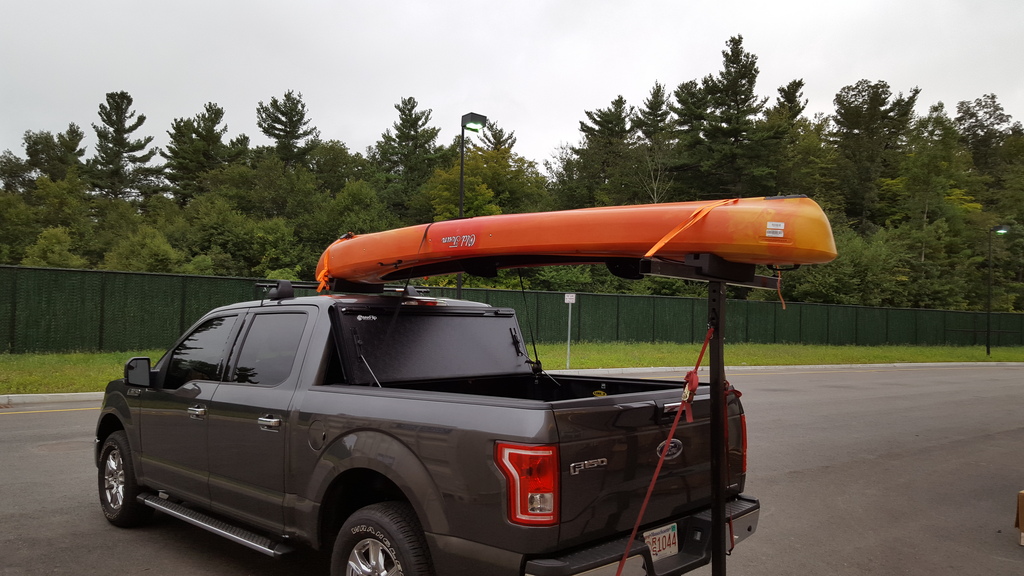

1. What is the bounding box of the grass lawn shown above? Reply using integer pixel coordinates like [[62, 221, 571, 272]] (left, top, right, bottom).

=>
[[537, 342, 1024, 370], [0, 350, 164, 395], [3, 343, 1020, 396]]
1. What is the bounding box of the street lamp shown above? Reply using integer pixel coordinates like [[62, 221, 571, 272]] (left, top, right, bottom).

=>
[[457, 112, 486, 299], [986, 224, 1010, 355]]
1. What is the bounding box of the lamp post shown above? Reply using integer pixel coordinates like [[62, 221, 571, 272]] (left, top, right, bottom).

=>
[[457, 112, 486, 299], [986, 224, 1010, 355]]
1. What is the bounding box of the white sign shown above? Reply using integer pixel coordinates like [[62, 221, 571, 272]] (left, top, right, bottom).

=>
[[565, 293, 576, 304]]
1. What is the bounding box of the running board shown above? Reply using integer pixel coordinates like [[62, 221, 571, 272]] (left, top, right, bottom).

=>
[[138, 493, 294, 557]]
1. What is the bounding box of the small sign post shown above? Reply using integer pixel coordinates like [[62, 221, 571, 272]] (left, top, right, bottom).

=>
[[565, 293, 576, 369]]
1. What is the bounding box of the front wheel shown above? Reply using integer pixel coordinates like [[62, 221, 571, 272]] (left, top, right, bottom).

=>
[[331, 502, 434, 576], [98, 431, 153, 527]]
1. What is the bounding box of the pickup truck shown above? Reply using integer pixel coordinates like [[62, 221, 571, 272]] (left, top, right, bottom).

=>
[[94, 282, 759, 576]]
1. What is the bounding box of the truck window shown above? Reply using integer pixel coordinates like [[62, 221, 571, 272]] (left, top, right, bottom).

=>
[[164, 315, 239, 390], [342, 308, 532, 385], [231, 313, 307, 386]]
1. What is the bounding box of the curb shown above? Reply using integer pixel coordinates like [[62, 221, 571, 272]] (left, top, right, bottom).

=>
[[550, 362, 1024, 376], [1, 392, 104, 405]]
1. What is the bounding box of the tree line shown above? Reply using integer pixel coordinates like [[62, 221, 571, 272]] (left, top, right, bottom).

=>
[[1, 36, 1021, 312]]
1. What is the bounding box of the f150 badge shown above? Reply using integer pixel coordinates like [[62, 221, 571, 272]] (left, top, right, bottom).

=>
[[569, 458, 608, 475]]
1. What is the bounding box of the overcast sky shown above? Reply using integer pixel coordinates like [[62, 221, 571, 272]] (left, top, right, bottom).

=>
[[2, 0, 1022, 168]]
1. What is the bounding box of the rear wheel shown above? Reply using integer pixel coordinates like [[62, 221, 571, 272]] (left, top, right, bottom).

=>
[[331, 502, 433, 576], [98, 431, 153, 527]]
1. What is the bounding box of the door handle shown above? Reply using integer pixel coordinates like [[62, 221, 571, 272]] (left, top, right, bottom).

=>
[[258, 416, 282, 431], [188, 405, 206, 419]]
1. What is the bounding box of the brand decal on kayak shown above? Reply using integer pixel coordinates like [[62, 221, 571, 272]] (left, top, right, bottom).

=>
[[657, 439, 684, 459], [441, 234, 477, 248]]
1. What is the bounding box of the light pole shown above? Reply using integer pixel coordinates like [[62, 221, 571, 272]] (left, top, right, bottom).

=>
[[457, 112, 486, 299], [986, 224, 1010, 355]]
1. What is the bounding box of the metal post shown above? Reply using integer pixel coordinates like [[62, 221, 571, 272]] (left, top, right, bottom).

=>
[[987, 230, 992, 356], [457, 125, 465, 299], [708, 281, 727, 576], [566, 300, 573, 369]]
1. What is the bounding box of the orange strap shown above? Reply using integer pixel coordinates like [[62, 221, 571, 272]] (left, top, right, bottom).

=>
[[644, 199, 738, 259], [776, 268, 787, 310], [316, 238, 347, 293]]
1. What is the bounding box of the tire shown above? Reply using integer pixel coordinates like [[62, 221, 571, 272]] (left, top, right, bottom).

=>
[[98, 431, 153, 527], [331, 502, 434, 576]]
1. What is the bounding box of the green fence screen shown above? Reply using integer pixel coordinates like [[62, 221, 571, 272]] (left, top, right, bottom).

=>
[[1, 265, 1021, 353]]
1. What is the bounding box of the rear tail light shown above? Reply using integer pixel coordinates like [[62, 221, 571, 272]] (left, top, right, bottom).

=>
[[496, 443, 559, 526]]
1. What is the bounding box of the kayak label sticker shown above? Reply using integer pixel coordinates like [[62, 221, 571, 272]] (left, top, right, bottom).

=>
[[441, 234, 477, 248], [766, 221, 785, 237]]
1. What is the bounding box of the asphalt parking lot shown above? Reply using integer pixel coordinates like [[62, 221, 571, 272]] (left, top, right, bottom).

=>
[[1, 364, 1022, 575]]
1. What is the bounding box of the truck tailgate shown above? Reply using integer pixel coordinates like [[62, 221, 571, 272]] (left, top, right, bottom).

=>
[[553, 388, 743, 547]]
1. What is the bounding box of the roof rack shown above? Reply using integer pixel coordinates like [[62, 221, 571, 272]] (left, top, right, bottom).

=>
[[255, 280, 429, 301]]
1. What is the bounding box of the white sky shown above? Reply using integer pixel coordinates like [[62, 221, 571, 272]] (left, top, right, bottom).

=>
[[2, 0, 1022, 169]]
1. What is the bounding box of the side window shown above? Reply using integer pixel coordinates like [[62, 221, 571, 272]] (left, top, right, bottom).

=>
[[231, 313, 307, 386], [164, 315, 238, 390]]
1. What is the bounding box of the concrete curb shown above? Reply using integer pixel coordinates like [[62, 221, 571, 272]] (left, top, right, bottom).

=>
[[1, 392, 104, 405], [550, 362, 1024, 376]]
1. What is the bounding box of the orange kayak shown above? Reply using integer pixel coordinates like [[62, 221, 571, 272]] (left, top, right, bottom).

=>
[[315, 195, 837, 287]]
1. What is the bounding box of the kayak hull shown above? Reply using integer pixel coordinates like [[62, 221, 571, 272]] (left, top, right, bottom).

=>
[[315, 196, 837, 286]]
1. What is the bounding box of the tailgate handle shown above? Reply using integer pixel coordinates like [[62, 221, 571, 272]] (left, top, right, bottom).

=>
[[660, 402, 685, 422]]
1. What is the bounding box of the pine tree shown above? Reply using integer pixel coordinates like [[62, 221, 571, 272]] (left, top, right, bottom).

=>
[[88, 91, 161, 200], [954, 93, 1020, 176], [370, 97, 446, 222], [573, 95, 636, 205], [23, 123, 87, 182], [632, 82, 675, 203], [670, 36, 778, 199], [830, 79, 920, 229], [479, 121, 517, 151], [162, 102, 240, 205], [256, 90, 319, 168], [702, 36, 770, 197]]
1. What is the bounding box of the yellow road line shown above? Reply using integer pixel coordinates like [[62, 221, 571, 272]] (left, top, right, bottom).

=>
[[0, 407, 100, 415]]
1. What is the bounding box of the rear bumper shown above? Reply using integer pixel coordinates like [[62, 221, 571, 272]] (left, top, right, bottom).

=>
[[524, 495, 760, 576]]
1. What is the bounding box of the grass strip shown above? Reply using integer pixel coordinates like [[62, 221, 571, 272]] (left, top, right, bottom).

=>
[[536, 342, 1024, 370], [2, 344, 1021, 395], [0, 350, 164, 395]]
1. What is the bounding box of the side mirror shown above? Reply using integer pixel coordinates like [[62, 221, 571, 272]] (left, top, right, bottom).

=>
[[124, 357, 152, 387]]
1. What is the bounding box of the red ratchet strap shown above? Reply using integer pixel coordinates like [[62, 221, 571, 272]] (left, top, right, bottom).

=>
[[613, 327, 715, 576], [644, 199, 739, 259]]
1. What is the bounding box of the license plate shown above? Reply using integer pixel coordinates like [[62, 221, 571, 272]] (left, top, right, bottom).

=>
[[643, 523, 679, 562]]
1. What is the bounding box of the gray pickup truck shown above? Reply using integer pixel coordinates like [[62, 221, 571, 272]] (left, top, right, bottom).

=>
[[94, 283, 758, 576]]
